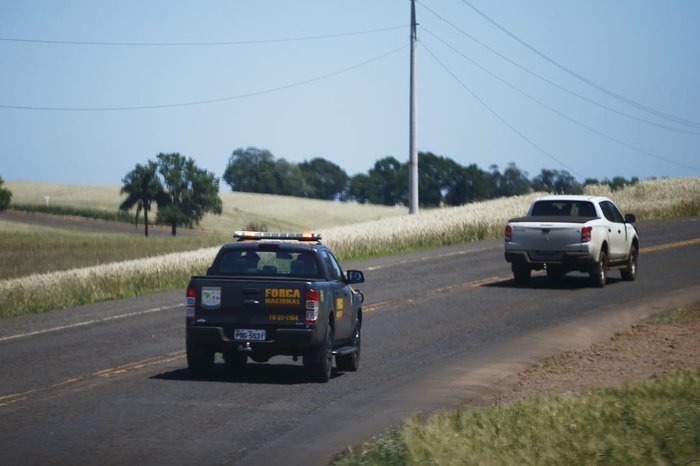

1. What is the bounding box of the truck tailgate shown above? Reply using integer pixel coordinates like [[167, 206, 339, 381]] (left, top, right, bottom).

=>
[[190, 277, 308, 328], [509, 221, 585, 252]]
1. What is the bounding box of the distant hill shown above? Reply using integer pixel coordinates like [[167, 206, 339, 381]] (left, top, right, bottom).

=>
[[5, 180, 406, 233]]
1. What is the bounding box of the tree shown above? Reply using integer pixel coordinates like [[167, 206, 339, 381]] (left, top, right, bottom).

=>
[[367, 156, 407, 206], [603, 176, 639, 191], [273, 158, 306, 197], [156, 153, 222, 236], [444, 163, 490, 205], [299, 158, 349, 200], [0, 177, 12, 211], [499, 163, 532, 197], [347, 174, 372, 204], [119, 162, 162, 237], [223, 147, 278, 194], [532, 168, 582, 194]]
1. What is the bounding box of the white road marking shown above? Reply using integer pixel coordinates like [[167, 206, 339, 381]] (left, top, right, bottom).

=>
[[0, 304, 183, 343]]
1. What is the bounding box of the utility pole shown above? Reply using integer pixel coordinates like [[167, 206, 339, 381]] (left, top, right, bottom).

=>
[[408, 0, 419, 214]]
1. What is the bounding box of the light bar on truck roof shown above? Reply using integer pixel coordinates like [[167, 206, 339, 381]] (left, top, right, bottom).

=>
[[233, 231, 322, 242]]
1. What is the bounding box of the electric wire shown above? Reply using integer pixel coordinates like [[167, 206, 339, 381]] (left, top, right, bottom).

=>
[[458, 0, 700, 130], [0, 25, 407, 47], [0, 44, 408, 111], [420, 41, 583, 177], [421, 27, 699, 171], [417, 1, 700, 136]]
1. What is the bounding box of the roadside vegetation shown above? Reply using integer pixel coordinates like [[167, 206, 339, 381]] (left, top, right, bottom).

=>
[[331, 304, 700, 466], [331, 367, 700, 466], [0, 177, 698, 319], [0, 220, 227, 281]]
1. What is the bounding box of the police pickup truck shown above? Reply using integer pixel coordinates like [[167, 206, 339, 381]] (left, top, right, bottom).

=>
[[504, 195, 639, 287], [186, 231, 365, 382]]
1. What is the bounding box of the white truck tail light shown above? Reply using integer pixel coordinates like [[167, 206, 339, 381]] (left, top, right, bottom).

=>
[[186, 287, 196, 321], [581, 226, 592, 243], [305, 289, 319, 325], [504, 225, 512, 242]]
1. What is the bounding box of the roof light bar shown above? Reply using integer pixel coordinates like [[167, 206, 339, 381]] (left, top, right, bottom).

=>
[[233, 231, 322, 242]]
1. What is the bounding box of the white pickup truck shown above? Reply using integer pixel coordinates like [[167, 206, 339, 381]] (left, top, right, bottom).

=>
[[504, 195, 639, 287]]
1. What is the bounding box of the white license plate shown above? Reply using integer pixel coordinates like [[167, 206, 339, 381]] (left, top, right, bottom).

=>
[[234, 329, 266, 341]]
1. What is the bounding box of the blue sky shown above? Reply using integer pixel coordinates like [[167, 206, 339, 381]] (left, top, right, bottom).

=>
[[1, 0, 699, 187]]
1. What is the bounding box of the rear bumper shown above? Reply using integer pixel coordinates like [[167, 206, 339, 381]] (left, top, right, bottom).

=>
[[187, 325, 318, 355], [505, 250, 597, 270]]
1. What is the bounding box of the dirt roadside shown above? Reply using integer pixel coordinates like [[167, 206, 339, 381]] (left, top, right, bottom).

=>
[[489, 302, 700, 405]]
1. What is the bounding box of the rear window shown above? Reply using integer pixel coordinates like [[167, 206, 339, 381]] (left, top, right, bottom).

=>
[[212, 250, 320, 278], [530, 200, 597, 217]]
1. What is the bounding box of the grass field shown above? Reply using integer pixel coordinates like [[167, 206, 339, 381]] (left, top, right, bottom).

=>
[[1, 177, 698, 318], [5, 180, 405, 233]]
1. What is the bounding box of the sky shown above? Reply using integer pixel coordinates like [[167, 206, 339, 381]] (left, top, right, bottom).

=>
[[1, 0, 699, 188]]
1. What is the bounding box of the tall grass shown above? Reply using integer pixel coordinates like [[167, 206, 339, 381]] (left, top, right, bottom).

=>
[[0, 247, 219, 318], [321, 194, 537, 259], [1, 177, 698, 318], [584, 177, 700, 219], [0, 220, 227, 280], [333, 367, 700, 465]]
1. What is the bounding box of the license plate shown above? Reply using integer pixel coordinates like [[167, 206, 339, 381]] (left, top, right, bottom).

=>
[[234, 329, 266, 341], [530, 251, 562, 261]]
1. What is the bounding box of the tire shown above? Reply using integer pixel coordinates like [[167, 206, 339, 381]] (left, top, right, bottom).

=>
[[336, 322, 361, 372], [304, 325, 333, 383], [590, 249, 608, 288], [512, 263, 531, 285], [186, 340, 214, 378], [620, 246, 638, 281]]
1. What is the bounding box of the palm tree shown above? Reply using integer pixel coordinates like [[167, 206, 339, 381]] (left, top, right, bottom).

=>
[[119, 161, 162, 237]]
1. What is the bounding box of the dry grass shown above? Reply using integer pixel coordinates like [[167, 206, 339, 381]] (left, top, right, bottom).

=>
[[1, 177, 698, 318]]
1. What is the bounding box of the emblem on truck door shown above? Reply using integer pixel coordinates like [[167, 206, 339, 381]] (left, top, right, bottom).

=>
[[201, 287, 221, 309]]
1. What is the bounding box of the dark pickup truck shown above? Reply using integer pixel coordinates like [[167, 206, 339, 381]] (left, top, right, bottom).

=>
[[185, 231, 365, 382]]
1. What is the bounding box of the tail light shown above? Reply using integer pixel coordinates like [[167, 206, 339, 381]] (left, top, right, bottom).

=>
[[305, 289, 319, 325], [581, 226, 592, 243], [186, 287, 197, 321], [504, 225, 512, 242]]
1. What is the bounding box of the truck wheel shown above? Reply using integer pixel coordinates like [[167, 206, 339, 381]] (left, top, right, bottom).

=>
[[620, 246, 638, 281], [304, 325, 333, 383], [336, 322, 361, 372], [590, 249, 608, 288], [512, 263, 531, 285], [186, 340, 214, 378]]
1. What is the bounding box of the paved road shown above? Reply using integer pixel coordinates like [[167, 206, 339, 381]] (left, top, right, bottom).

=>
[[1, 217, 699, 465]]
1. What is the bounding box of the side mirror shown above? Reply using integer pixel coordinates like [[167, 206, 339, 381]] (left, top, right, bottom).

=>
[[346, 270, 365, 284], [624, 214, 636, 224]]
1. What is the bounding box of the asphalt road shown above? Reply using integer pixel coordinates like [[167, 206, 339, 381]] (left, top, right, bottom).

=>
[[1, 217, 699, 465]]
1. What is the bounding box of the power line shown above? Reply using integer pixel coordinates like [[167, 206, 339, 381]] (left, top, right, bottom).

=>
[[458, 0, 700, 130], [420, 41, 582, 178], [0, 44, 408, 111], [421, 27, 699, 172], [417, 1, 700, 136], [0, 25, 407, 47]]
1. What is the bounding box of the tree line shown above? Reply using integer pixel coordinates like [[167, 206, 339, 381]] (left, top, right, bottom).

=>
[[0, 148, 641, 237], [223, 146, 640, 207]]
